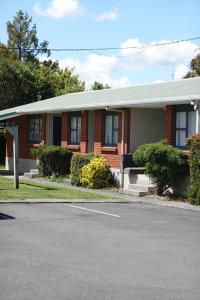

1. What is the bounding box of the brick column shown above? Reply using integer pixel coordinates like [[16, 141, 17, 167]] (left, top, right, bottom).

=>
[[80, 111, 88, 153]]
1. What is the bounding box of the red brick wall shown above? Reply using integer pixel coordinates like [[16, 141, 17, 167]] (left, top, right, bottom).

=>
[[6, 114, 46, 160], [165, 105, 174, 145], [7, 109, 131, 169], [93, 109, 130, 169]]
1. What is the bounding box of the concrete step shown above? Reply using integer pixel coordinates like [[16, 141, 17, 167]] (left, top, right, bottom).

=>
[[30, 169, 39, 174], [128, 184, 156, 193], [23, 172, 40, 178], [122, 189, 148, 197]]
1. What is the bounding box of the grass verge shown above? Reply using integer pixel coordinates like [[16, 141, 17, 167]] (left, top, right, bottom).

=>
[[0, 176, 111, 200]]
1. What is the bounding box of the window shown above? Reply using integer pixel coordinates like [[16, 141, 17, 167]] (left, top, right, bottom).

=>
[[175, 106, 196, 148], [104, 112, 118, 146], [70, 112, 81, 145], [28, 115, 42, 144]]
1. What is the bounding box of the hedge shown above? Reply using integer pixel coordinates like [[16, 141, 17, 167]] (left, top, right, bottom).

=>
[[32, 145, 72, 177], [80, 156, 114, 189], [186, 134, 200, 205], [70, 153, 95, 186]]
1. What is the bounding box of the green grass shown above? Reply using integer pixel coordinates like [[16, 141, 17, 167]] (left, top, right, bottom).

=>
[[0, 176, 111, 200], [0, 164, 5, 170]]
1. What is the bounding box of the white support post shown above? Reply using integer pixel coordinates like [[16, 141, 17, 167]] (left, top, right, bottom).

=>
[[13, 127, 19, 189], [7, 125, 19, 189], [196, 102, 200, 134]]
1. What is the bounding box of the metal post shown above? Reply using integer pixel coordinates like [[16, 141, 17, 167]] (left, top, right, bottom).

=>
[[13, 127, 19, 189]]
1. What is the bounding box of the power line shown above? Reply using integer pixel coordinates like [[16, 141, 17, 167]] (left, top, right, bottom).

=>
[[1, 36, 200, 53]]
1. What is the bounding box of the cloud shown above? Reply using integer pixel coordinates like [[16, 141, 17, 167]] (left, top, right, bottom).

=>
[[120, 38, 198, 69], [34, 0, 83, 18], [59, 54, 130, 88], [95, 8, 119, 22], [173, 64, 189, 80]]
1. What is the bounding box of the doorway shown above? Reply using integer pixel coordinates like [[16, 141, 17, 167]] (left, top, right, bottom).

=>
[[53, 116, 62, 146]]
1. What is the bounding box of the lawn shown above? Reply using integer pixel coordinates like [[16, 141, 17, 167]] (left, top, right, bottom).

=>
[[0, 176, 111, 200]]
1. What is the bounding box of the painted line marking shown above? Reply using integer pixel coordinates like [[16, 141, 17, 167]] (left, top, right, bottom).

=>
[[68, 205, 120, 218]]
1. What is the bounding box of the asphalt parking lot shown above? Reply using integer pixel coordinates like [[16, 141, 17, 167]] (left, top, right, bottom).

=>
[[0, 202, 200, 300]]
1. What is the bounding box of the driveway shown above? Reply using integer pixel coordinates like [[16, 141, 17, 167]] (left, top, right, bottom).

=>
[[0, 202, 200, 300]]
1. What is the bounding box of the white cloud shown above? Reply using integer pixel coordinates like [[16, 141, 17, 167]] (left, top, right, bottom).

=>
[[120, 38, 198, 69], [95, 8, 119, 22], [34, 0, 83, 18], [173, 64, 189, 80], [59, 54, 130, 88]]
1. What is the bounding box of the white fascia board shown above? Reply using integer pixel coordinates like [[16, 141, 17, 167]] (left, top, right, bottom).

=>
[[0, 113, 23, 121], [15, 95, 200, 114]]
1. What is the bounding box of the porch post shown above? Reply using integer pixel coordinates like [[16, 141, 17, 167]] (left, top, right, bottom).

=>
[[7, 125, 19, 189]]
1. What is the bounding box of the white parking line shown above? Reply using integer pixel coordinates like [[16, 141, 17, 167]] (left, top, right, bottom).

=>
[[68, 205, 120, 218]]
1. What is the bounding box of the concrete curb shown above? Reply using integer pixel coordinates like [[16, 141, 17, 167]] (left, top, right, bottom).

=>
[[0, 198, 200, 212]]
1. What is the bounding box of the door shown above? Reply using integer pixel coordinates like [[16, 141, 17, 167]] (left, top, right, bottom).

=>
[[88, 111, 94, 152], [53, 116, 62, 146]]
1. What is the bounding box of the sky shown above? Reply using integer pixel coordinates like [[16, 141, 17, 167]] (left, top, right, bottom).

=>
[[0, 0, 200, 89]]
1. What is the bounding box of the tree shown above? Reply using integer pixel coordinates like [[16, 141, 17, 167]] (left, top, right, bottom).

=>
[[35, 60, 85, 100], [0, 55, 85, 110], [91, 81, 110, 90], [7, 10, 50, 61], [184, 54, 200, 78]]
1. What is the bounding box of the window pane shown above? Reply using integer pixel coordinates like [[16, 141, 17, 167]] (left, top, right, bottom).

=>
[[176, 130, 186, 147], [176, 112, 186, 128], [28, 116, 41, 143], [113, 114, 118, 130], [113, 130, 118, 145], [77, 116, 81, 143], [188, 111, 196, 136], [71, 130, 76, 144], [105, 115, 112, 145], [71, 117, 77, 130]]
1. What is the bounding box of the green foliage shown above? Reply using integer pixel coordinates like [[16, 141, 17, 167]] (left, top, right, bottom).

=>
[[133, 141, 187, 194], [0, 58, 39, 109], [70, 153, 95, 186], [80, 156, 114, 189], [186, 135, 200, 205], [187, 183, 200, 205], [186, 134, 200, 183], [7, 10, 50, 61], [132, 140, 167, 167], [184, 54, 200, 78], [32, 145, 72, 177], [91, 81, 110, 90]]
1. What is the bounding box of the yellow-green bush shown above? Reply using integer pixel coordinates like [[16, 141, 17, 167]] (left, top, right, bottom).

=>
[[80, 156, 114, 189]]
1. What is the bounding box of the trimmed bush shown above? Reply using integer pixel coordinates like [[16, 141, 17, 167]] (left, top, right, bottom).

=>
[[187, 183, 200, 205], [80, 156, 114, 189], [187, 134, 200, 182], [133, 141, 188, 195], [70, 153, 95, 186], [32, 145, 72, 177], [186, 134, 200, 205]]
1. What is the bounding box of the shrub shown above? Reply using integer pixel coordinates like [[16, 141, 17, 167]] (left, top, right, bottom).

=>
[[70, 153, 95, 186], [32, 145, 72, 177], [80, 156, 114, 189], [186, 134, 200, 183], [186, 134, 200, 205], [132, 139, 167, 167], [187, 183, 200, 205], [133, 141, 188, 195]]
